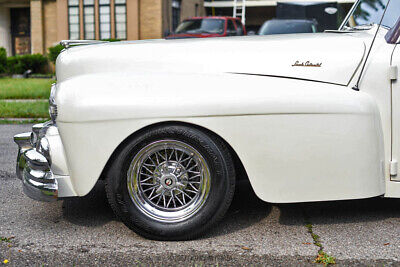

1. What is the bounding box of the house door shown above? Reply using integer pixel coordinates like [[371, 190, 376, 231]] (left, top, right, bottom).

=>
[[10, 8, 30, 55]]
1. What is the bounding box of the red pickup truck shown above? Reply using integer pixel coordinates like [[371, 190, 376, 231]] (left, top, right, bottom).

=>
[[166, 16, 247, 39]]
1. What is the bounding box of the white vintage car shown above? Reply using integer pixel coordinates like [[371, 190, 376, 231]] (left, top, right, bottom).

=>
[[14, 0, 400, 240]]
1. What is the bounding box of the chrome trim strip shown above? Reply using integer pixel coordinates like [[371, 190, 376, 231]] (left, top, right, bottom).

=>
[[339, 0, 359, 30], [60, 40, 109, 49]]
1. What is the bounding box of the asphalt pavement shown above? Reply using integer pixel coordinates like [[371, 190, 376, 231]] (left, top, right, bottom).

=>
[[0, 124, 400, 266]]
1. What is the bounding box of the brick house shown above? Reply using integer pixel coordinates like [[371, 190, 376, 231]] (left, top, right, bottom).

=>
[[0, 0, 205, 56]]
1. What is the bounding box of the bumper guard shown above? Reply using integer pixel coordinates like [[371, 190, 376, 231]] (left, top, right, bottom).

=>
[[14, 122, 58, 202]]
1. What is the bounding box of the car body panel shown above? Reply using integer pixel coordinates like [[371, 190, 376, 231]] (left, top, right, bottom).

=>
[[56, 33, 365, 86], [55, 72, 385, 201], [343, 30, 399, 198]]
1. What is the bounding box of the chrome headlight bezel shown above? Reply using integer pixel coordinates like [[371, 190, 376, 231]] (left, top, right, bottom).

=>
[[49, 83, 58, 123]]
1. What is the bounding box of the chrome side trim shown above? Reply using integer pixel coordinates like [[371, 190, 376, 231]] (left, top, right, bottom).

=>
[[60, 40, 109, 49]]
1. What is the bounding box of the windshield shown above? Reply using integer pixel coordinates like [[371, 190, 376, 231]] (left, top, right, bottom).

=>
[[259, 20, 316, 35], [175, 19, 225, 34], [344, 0, 400, 29]]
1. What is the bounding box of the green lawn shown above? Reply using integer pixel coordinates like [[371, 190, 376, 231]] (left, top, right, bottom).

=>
[[0, 119, 48, 124], [0, 101, 49, 118], [0, 78, 54, 99]]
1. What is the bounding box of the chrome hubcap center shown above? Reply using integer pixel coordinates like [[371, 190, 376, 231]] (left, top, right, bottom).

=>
[[161, 174, 176, 189]]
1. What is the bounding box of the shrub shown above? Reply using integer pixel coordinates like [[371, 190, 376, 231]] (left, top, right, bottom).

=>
[[0, 47, 7, 74], [6, 56, 23, 74], [101, 38, 121, 42], [48, 44, 64, 64], [6, 54, 48, 74]]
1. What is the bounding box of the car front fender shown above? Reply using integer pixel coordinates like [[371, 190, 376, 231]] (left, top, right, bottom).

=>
[[56, 72, 385, 202]]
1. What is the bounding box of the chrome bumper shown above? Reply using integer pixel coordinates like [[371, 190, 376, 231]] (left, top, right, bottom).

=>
[[14, 122, 58, 202]]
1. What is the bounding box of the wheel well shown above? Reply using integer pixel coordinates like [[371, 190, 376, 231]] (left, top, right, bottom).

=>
[[99, 121, 249, 183]]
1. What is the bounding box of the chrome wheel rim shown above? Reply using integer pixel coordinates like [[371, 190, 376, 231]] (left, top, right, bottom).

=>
[[127, 140, 211, 223]]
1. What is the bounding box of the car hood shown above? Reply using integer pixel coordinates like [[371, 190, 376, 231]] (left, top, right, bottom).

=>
[[56, 33, 366, 86]]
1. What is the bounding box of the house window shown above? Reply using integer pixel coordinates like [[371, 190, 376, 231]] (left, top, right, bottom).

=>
[[83, 0, 95, 39], [99, 0, 111, 39], [68, 0, 80, 40], [115, 0, 127, 39]]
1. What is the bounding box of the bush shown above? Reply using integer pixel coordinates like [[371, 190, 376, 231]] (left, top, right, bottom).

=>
[[48, 44, 64, 64], [101, 38, 121, 42], [6, 54, 48, 74], [6, 56, 22, 74], [0, 47, 7, 74]]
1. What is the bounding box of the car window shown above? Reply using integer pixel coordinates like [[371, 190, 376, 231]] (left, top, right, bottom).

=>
[[227, 20, 237, 35], [259, 20, 315, 35], [344, 0, 400, 30], [175, 19, 225, 34], [235, 20, 244, 35]]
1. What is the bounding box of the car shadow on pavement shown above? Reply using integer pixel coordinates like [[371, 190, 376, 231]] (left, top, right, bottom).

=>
[[61, 178, 400, 234], [203, 180, 272, 239], [62, 179, 273, 236], [62, 181, 116, 227], [278, 197, 400, 226]]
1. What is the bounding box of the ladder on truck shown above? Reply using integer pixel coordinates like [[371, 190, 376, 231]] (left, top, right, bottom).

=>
[[233, 0, 246, 25]]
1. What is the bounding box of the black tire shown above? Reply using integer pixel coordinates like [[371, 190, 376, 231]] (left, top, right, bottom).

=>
[[105, 124, 236, 240]]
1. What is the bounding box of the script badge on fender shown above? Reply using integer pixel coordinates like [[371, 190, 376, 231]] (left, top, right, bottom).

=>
[[292, 61, 322, 67]]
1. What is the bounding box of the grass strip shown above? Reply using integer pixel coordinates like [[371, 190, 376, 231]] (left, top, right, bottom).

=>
[[0, 119, 48, 124], [0, 101, 49, 118], [0, 78, 54, 99]]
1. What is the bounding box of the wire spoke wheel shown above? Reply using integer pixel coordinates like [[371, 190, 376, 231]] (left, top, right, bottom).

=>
[[127, 140, 211, 222]]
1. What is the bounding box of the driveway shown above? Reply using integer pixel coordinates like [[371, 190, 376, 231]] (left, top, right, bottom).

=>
[[1, 124, 399, 266]]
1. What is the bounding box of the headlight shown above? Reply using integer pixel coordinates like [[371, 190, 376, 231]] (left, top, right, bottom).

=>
[[49, 83, 58, 122]]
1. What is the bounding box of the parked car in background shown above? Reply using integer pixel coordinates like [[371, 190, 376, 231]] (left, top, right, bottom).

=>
[[258, 19, 318, 35], [166, 17, 246, 39]]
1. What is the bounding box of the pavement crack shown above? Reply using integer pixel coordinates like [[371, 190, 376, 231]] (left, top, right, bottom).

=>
[[303, 210, 336, 266]]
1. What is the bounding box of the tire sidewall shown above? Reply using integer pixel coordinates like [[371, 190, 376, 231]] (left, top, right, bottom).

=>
[[107, 125, 235, 240]]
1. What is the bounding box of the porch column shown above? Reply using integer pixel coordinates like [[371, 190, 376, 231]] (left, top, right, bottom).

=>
[[31, 0, 44, 54], [127, 0, 139, 40], [139, 0, 163, 39], [57, 0, 69, 41]]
